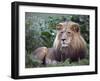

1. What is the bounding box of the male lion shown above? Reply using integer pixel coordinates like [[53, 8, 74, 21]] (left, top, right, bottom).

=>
[[32, 21, 87, 65]]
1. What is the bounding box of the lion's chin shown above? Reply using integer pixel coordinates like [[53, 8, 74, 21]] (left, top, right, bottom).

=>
[[61, 44, 68, 48]]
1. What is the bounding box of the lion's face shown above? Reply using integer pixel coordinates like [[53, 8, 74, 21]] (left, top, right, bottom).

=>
[[58, 27, 73, 47], [56, 21, 80, 48]]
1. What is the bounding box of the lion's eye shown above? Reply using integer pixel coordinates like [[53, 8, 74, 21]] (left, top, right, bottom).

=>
[[67, 32, 71, 34], [61, 31, 63, 33]]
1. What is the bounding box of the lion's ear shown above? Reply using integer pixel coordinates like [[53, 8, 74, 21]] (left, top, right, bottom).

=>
[[71, 23, 80, 32], [56, 23, 63, 30]]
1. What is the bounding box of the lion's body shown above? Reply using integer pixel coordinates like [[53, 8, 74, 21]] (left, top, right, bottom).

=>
[[32, 21, 87, 65]]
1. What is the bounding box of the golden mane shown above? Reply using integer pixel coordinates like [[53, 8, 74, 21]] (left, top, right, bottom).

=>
[[53, 21, 87, 61]]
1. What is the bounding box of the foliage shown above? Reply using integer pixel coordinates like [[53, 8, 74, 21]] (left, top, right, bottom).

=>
[[46, 59, 89, 67], [25, 12, 89, 68]]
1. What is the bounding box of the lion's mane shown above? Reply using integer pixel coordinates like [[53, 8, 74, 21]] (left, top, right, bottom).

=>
[[53, 21, 87, 61]]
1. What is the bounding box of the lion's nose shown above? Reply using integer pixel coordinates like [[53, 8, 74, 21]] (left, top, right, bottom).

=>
[[62, 39, 66, 41]]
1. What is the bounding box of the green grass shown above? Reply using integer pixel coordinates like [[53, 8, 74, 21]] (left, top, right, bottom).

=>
[[25, 54, 89, 68]]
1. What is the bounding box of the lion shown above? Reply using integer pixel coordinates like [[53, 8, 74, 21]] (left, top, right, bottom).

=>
[[32, 21, 87, 65]]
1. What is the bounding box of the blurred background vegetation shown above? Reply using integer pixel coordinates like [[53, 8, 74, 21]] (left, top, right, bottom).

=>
[[25, 12, 89, 68]]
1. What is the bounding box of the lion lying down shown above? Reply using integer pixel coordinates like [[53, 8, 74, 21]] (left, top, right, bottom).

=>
[[32, 21, 87, 65]]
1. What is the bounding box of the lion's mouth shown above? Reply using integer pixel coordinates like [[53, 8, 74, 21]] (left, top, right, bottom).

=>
[[61, 39, 71, 47], [61, 42, 69, 47]]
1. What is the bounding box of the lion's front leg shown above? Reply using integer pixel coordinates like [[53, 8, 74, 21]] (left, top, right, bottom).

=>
[[45, 58, 58, 65], [45, 48, 59, 65]]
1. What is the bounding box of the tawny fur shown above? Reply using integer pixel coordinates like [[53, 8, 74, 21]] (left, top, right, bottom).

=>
[[32, 21, 87, 65]]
